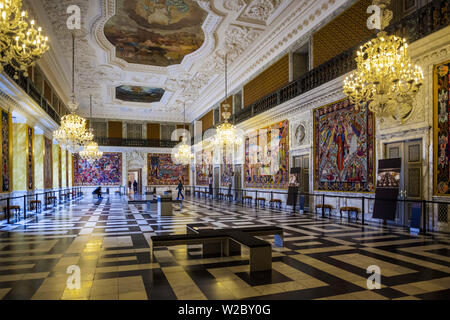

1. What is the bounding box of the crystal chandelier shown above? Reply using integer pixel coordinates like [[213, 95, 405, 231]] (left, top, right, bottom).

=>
[[0, 0, 49, 79], [172, 102, 193, 165], [79, 95, 102, 163], [80, 141, 103, 164], [53, 33, 92, 153], [343, 0, 423, 122], [215, 53, 240, 146]]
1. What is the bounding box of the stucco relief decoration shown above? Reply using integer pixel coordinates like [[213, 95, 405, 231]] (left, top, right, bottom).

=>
[[292, 122, 309, 148], [241, 0, 281, 22], [126, 151, 146, 169], [224, 0, 247, 12]]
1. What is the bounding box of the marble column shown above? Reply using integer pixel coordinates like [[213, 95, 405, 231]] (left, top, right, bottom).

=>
[[61, 149, 66, 187], [34, 132, 44, 191], [52, 142, 59, 189], [12, 122, 27, 192], [68, 153, 72, 187]]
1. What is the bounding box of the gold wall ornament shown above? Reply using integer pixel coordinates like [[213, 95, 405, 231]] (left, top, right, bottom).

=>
[[0, 0, 49, 78], [343, 0, 423, 123]]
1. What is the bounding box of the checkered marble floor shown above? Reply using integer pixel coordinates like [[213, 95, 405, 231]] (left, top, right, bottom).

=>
[[0, 195, 449, 300]]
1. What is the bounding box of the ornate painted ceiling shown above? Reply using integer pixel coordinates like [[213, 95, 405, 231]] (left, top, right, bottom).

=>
[[31, 0, 349, 122]]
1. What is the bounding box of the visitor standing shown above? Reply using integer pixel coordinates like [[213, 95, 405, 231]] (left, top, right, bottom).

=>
[[208, 174, 213, 198], [133, 180, 138, 194]]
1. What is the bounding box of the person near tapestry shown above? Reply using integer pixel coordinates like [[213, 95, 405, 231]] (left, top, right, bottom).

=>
[[176, 177, 184, 201], [208, 174, 213, 197], [133, 180, 138, 194], [287, 173, 300, 214]]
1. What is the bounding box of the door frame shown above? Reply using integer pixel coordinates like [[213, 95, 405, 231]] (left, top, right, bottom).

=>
[[128, 169, 143, 194]]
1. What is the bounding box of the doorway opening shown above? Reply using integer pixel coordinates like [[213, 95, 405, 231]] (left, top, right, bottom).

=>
[[384, 139, 422, 227], [127, 169, 143, 195]]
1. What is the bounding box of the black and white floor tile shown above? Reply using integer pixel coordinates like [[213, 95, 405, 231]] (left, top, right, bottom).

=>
[[0, 195, 449, 300]]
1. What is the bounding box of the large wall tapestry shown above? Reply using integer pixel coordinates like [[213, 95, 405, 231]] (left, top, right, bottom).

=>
[[27, 126, 33, 190], [1, 110, 10, 192], [116, 85, 165, 103], [44, 137, 52, 189], [221, 147, 233, 187], [148, 153, 189, 185], [313, 99, 375, 192], [196, 150, 212, 186], [58, 146, 62, 188], [73, 153, 122, 186], [434, 61, 450, 196], [244, 120, 289, 189], [104, 0, 207, 67]]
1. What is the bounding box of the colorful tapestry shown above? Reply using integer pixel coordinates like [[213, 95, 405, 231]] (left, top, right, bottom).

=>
[[244, 120, 289, 189], [73, 152, 122, 186], [148, 153, 189, 185], [313, 99, 375, 192], [27, 126, 33, 190], [58, 146, 62, 188], [221, 146, 233, 187], [44, 137, 52, 189], [1, 110, 10, 192], [434, 61, 450, 196], [196, 150, 212, 186]]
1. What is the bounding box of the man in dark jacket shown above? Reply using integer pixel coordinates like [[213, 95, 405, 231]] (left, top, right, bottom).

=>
[[176, 178, 184, 201]]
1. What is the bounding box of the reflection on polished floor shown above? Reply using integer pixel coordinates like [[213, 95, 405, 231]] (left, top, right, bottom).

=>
[[0, 195, 449, 300]]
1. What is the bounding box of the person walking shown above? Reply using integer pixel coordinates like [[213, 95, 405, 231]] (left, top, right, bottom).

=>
[[176, 177, 184, 201], [133, 180, 138, 194]]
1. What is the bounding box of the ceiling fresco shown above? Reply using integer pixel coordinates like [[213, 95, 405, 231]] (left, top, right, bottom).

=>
[[36, 0, 336, 122], [116, 85, 165, 103], [104, 0, 207, 67]]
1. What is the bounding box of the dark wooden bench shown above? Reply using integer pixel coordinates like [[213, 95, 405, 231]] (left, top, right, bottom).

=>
[[243, 196, 253, 205], [269, 199, 282, 209], [256, 197, 266, 207], [315, 204, 333, 217], [217, 193, 224, 200], [151, 226, 283, 273], [30, 200, 42, 212], [46, 196, 57, 206], [340, 206, 360, 221], [3, 206, 21, 220]]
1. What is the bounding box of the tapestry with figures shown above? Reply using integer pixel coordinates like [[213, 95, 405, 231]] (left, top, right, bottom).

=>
[[148, 153, 189, 185], [434, 60, 450, 196], [44, 137, 52, 189], [27, 126, 33, 190], [244, 120, 289, 189], [313, 99, 375, 192], [1, 110, 10, 192], [73, 152, 122, 186], [221, 146, 233, 187], [196, 150, 213, 186]]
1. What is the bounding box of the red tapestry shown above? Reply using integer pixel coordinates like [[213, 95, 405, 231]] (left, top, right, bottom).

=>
[[313, 99, 375, 192]]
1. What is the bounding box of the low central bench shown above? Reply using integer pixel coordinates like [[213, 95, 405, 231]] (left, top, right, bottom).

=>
[[150, 225, 284, 273]]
